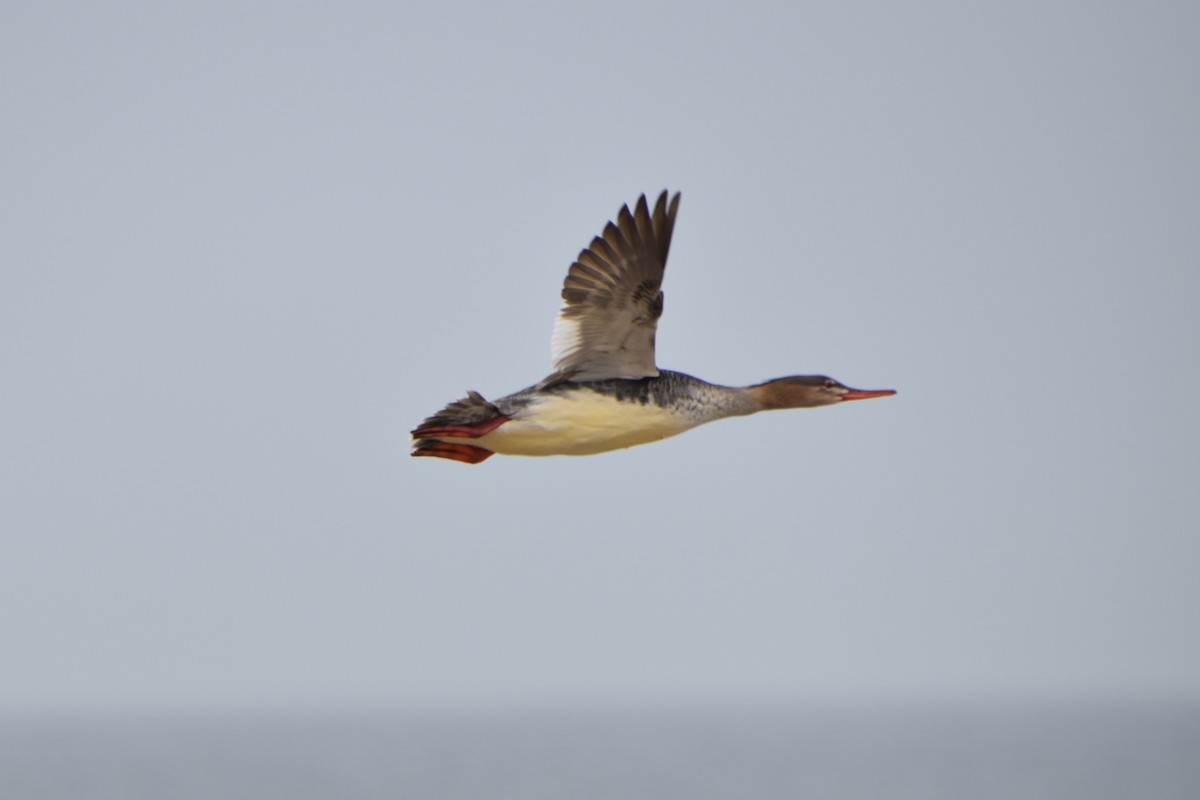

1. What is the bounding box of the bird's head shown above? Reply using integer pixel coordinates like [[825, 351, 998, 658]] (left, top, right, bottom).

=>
[[747, 375, 896, 409]]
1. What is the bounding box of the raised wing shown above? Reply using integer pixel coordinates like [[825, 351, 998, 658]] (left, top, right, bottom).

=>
[[549, 191, 681, 382]]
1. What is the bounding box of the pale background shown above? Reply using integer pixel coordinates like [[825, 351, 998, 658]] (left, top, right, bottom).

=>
[[2, 1, 1198, 715]]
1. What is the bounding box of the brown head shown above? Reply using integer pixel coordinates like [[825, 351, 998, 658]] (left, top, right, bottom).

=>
[[746, 375, 896, 410]]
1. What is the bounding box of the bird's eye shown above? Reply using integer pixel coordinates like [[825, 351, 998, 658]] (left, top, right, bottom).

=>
[[824, 379, 836, 389]]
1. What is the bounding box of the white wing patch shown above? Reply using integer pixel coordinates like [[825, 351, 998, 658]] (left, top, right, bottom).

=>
[[550, 314, 583, 371]]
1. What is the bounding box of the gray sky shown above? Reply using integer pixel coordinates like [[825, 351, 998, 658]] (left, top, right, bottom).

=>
[[2, 1, 1198, 714]]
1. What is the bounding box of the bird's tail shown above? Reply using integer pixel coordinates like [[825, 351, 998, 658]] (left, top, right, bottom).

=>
[[411, 390, 508, 465]]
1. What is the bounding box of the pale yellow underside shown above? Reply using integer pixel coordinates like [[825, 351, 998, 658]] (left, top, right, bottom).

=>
[[439, 391, 697, 456]]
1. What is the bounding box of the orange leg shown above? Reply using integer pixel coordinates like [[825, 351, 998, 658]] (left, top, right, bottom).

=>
[[412, 441, 495, 464], [411, 415, 510, 440]]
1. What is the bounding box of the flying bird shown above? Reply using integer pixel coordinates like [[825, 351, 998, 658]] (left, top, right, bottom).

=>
[[413, 191, 894, 464]]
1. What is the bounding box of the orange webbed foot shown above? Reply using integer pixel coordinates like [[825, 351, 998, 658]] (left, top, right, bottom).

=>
[[410, 415, 510, 440], [411, 441, 495, 464]]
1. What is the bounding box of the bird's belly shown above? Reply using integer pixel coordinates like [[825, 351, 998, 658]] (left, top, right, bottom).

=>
[[451, 392, 695, 456]]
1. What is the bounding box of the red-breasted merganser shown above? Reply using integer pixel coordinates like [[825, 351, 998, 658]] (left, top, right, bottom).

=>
[[413, 191, 895, 464]]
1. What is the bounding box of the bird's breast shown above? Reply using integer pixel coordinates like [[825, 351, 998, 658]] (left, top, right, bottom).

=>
[[467, 390, 697, 456]]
